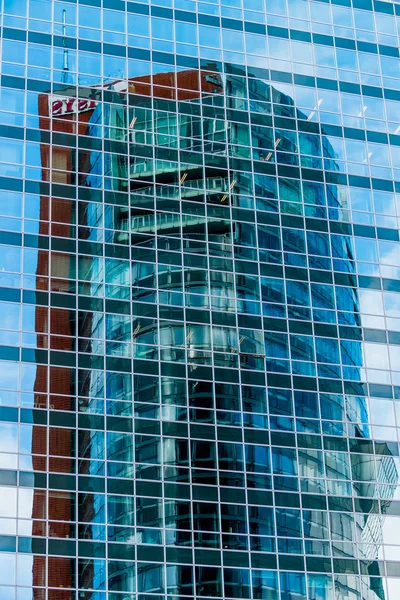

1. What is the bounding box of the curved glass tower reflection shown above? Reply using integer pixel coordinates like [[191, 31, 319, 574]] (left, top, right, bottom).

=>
[[1, 1, 400, 599]]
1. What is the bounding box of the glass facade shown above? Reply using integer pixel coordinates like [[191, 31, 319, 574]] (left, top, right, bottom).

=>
[[2, 0, 400, 598]]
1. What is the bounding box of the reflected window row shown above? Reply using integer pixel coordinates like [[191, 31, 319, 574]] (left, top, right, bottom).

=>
[[3, 83, 400, 129], [2, 554, 391, 600], [2, 487, 399, 538]]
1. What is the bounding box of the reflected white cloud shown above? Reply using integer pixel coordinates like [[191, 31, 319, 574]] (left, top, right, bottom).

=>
[[0, 487, 17, 519]]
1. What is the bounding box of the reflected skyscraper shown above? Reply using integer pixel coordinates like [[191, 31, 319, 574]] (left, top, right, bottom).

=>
[[1, 1, 400, 600]]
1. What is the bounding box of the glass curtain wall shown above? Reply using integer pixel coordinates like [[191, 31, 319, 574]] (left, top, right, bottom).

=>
[[0, 0, 400, 599]]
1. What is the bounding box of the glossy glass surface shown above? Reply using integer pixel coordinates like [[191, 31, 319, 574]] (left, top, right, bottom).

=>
[[1, 0, 400, 598]]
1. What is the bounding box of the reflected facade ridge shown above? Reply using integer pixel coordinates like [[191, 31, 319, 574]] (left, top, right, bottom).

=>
[[1, 0, 400, 599]]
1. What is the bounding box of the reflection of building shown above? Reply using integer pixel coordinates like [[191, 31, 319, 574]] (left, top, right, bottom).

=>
[[29, 64, 399, 600], [32, 86, 97, 597], [33, 67, 227, 595]]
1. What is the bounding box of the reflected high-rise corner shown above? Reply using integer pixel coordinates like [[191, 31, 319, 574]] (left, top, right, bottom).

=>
[[27, 63, 399, 599]]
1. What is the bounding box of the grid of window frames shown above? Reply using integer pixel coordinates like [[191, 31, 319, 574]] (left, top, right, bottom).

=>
[[1, 0, 400, 599]]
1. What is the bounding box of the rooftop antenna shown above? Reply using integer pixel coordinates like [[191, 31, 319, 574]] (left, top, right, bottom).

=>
[[61, 9, 69, 83]]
